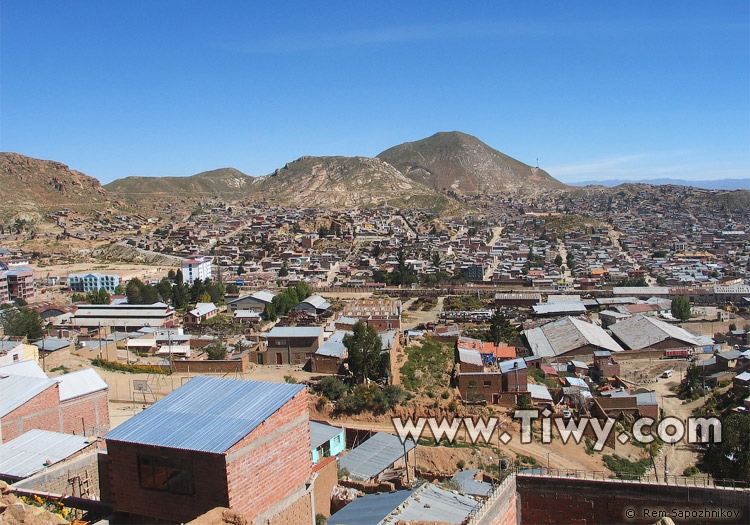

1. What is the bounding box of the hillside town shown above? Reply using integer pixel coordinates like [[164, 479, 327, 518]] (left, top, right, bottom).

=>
[[1, 186, 749, 524]]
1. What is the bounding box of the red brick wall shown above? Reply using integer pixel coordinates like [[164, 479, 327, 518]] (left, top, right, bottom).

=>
[[1, 384, 110, 443], [517, 475, 749, 524], [224, 389, 312, 519], [1, 384, 60, 442], [105, 441, 229, 523], [60, 390, 110, 436]]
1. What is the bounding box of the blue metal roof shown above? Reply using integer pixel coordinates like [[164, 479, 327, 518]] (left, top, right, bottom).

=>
[[338, 432, 416, 481], [104, 376, 305, 453], [327, 488, 415, 525]]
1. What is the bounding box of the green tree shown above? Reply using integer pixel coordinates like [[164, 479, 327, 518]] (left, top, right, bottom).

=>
[[278, 263, 289, 277], [126, 279, 143, 304], [114, 284, 126, 295], [701, 413, 750, 482], [94, 287, 110, 305], [205, 341, 227, 360], [671, 296, 691, 321], [344, 321, 386, 383], [1, 308, 45, 340], [487, 310, 520, 345], [262, 303, 277, 321]]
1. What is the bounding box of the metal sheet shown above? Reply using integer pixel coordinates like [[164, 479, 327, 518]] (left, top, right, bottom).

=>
[[0, 429, 89, 479], [104, 376, 305, 453], [338, 432, 415, 481]]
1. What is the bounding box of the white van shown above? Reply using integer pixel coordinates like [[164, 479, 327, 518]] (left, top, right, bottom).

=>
[[661, 369, 673, 378]]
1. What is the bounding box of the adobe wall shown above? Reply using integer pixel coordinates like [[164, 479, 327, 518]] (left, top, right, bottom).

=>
[[312, 455, 338, 517], [171, 355, 250, 374], [517, 475, 749, 524]]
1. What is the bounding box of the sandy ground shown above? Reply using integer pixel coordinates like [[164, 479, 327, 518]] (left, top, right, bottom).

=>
[[32, 262, 172, 281]]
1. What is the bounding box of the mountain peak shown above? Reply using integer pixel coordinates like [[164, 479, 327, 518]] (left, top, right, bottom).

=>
[[377, 132, 565, 194]]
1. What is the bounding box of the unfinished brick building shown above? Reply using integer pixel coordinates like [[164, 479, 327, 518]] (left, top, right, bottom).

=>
[[103, 376, 312, 523], [0, 365, 109, 443]]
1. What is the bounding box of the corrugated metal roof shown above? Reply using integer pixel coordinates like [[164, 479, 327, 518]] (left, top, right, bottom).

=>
[[533, 302, 587, 315], [316, 331, 347, 357], [395, 483, 477, 523], [457, 348, 483, 367], [299, 295, 330, 309], [310, 421, 343, 450], [31, 338, 71, 352], [0, 375, 58, 417], [0, 429, 90, 480], [189, 302, 216, 317], [527, 383, 553, 402], [609, 315, 700, 350], [525, 327, 556, 358], [328, 488, 415, 525], [265, 326, 324, 338], [0, 360, 47, 379], [104, 376, 305, 453], [451, 469, 492, 497], [56, 368, 108, 402], [528, 317, 624, 357], [338, 432, 415, 481], [498, 357, 527, 373]]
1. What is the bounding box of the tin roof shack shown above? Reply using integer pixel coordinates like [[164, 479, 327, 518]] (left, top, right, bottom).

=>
[[264, 326, 324, 367], [31, 337, 72, 370], [338, 431, 415, 483], [328, 482, 477, 525], [226, 290, 277, 313], [184, 302, 218, 327], [311, 331, 348, 374], [103, 377, 312, 523], [0, 429, 92, 483], [310, 421, 345, 465]]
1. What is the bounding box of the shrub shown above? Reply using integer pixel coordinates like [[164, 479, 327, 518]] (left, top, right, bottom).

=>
[[319, 376, 347, 401], [284, 375, 297, 384], [457, 460, 466, 469], [91, 358, 169, 375]]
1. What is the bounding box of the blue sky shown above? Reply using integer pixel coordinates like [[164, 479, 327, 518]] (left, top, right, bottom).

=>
[[1, 1, 748, 184]]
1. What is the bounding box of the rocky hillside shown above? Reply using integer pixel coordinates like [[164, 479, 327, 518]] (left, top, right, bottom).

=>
[[377, 131, 566, 194], [104, 168, 253, 201], [249, 155, 469, 213], [0, 152, 110, 218]]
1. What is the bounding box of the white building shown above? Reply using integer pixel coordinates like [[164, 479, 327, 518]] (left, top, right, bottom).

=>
[[181, 256, 212, 285]]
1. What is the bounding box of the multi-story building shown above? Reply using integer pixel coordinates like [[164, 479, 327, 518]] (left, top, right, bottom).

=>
[[0, 272, 9, 303], [4, 267, 35, 302], [181, 256, 212, 285], [68, 272, 121, 294]]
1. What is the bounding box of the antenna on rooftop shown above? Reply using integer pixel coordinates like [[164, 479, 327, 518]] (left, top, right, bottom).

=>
[[536, 158, 539, 168]]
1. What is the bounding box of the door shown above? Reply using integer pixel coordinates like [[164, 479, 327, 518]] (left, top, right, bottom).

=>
[[276, 353, 283, 365]]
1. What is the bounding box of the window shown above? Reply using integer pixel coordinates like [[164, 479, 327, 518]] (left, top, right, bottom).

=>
[[483, 380, 492, 388], [137, 454, 194, 495]]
